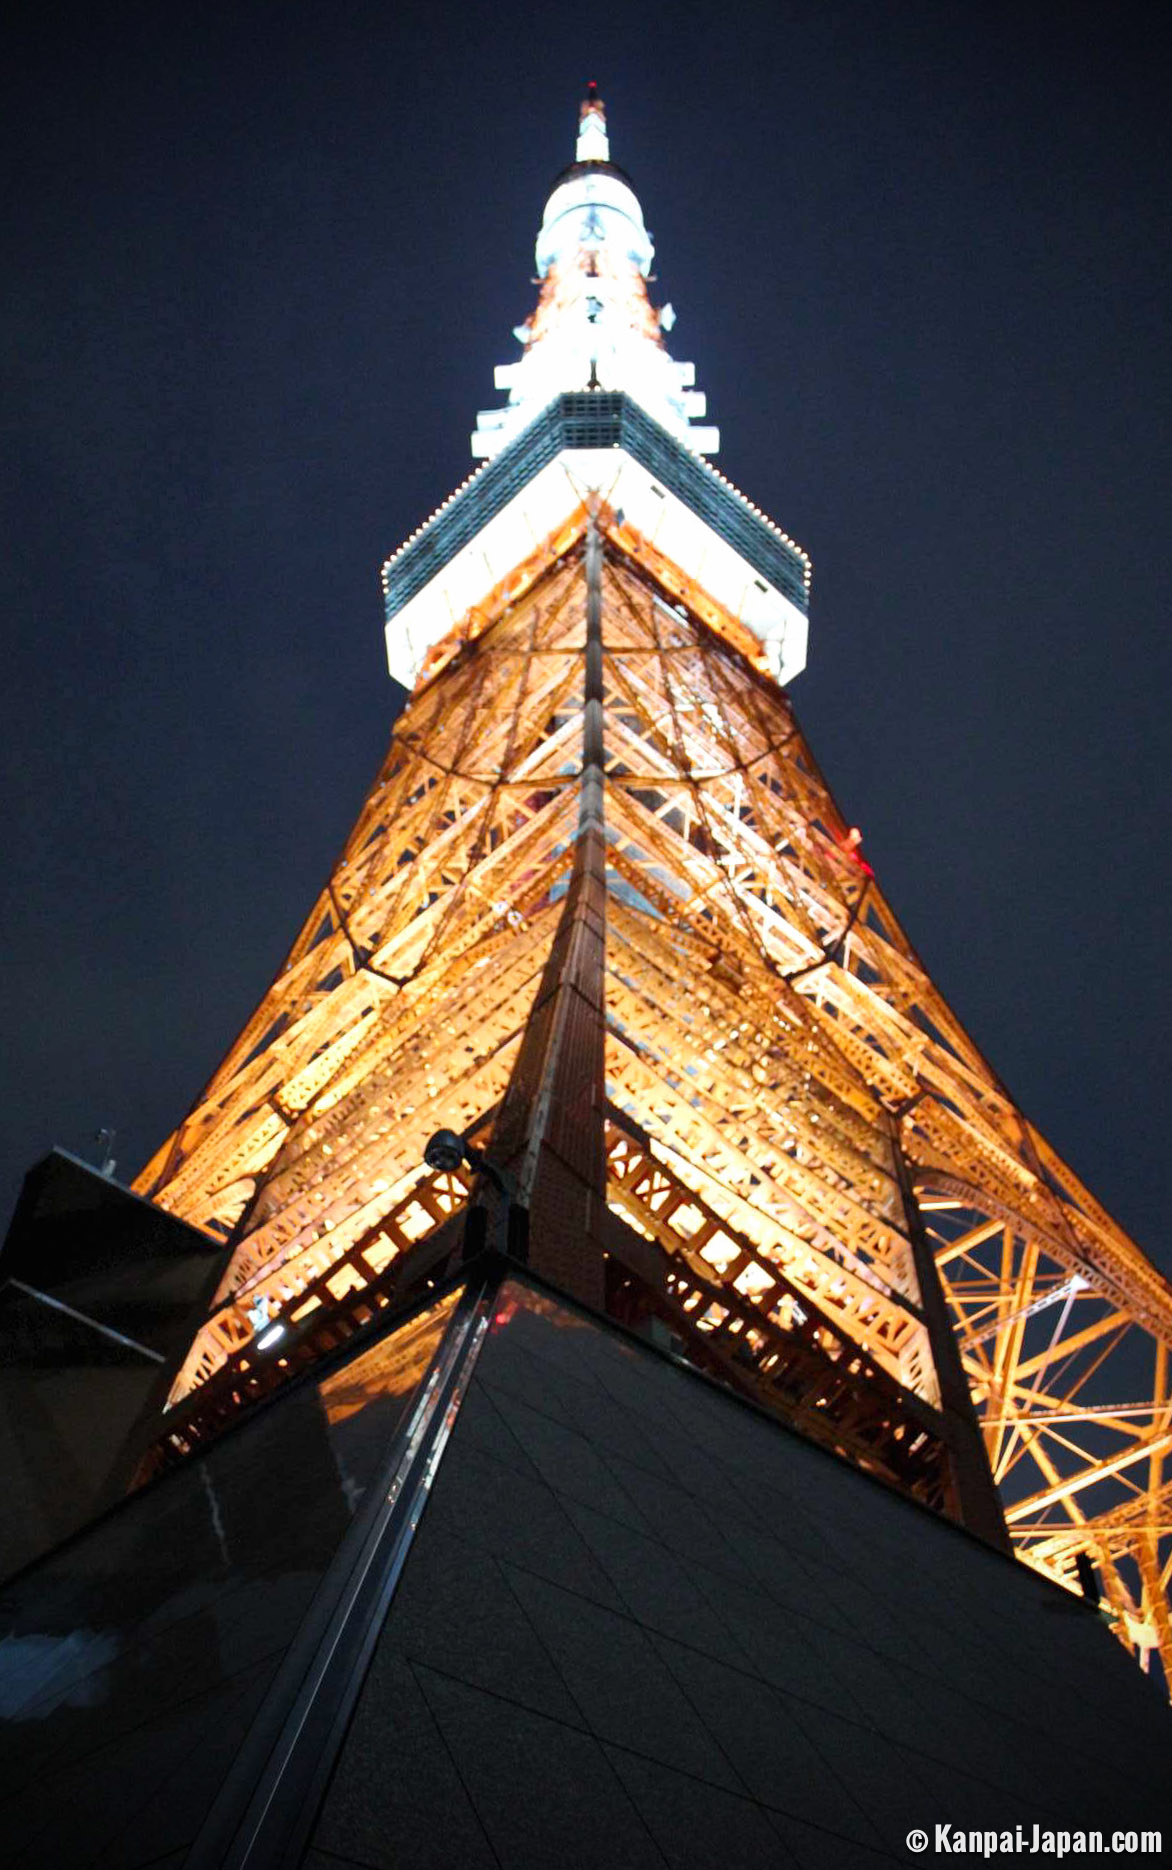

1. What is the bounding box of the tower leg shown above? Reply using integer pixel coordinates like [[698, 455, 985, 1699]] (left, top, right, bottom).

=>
[[487, 519, 608, 1308], [891, 1117, 1010, 1549]]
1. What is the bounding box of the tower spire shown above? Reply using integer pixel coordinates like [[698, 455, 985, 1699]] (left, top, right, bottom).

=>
[[471, 85, 718, 459], [576, 80, 609, 162]]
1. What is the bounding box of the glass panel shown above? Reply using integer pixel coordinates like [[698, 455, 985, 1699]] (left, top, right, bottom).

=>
[[0, 1287, 460, 1869]]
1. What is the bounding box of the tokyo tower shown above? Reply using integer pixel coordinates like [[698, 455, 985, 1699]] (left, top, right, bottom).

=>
[[112, 87, 1172, 1692]]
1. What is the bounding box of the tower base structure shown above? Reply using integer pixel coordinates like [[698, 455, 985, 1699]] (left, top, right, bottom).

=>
[[0, 1253, 1168, 1869]]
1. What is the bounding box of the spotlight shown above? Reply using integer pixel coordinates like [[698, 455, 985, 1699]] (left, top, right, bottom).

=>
[[424, 1129, 467, 1174], [421, 1131, 525, 1264]]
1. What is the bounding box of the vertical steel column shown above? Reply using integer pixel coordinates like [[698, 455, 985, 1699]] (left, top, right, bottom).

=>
[[890, 1118, 1011, 1550], [486, 515, 609, 1308]]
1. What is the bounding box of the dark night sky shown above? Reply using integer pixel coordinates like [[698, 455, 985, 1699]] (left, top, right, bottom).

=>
[[2, 1, 1168, 1270]]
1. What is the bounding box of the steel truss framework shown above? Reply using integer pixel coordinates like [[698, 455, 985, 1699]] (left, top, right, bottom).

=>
[[136, 499, 1172, 1691]]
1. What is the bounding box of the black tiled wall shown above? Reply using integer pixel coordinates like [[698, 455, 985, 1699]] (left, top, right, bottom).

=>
[[310, 1284, 1171, 1870]]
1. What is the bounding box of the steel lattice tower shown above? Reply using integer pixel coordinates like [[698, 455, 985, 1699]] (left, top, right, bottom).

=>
[[134, 89, 1172, 1690]]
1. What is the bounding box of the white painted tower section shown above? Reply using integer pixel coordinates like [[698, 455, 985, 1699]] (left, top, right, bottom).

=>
[[472, 90, 719, 460], [384, 89, 812, 698]]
